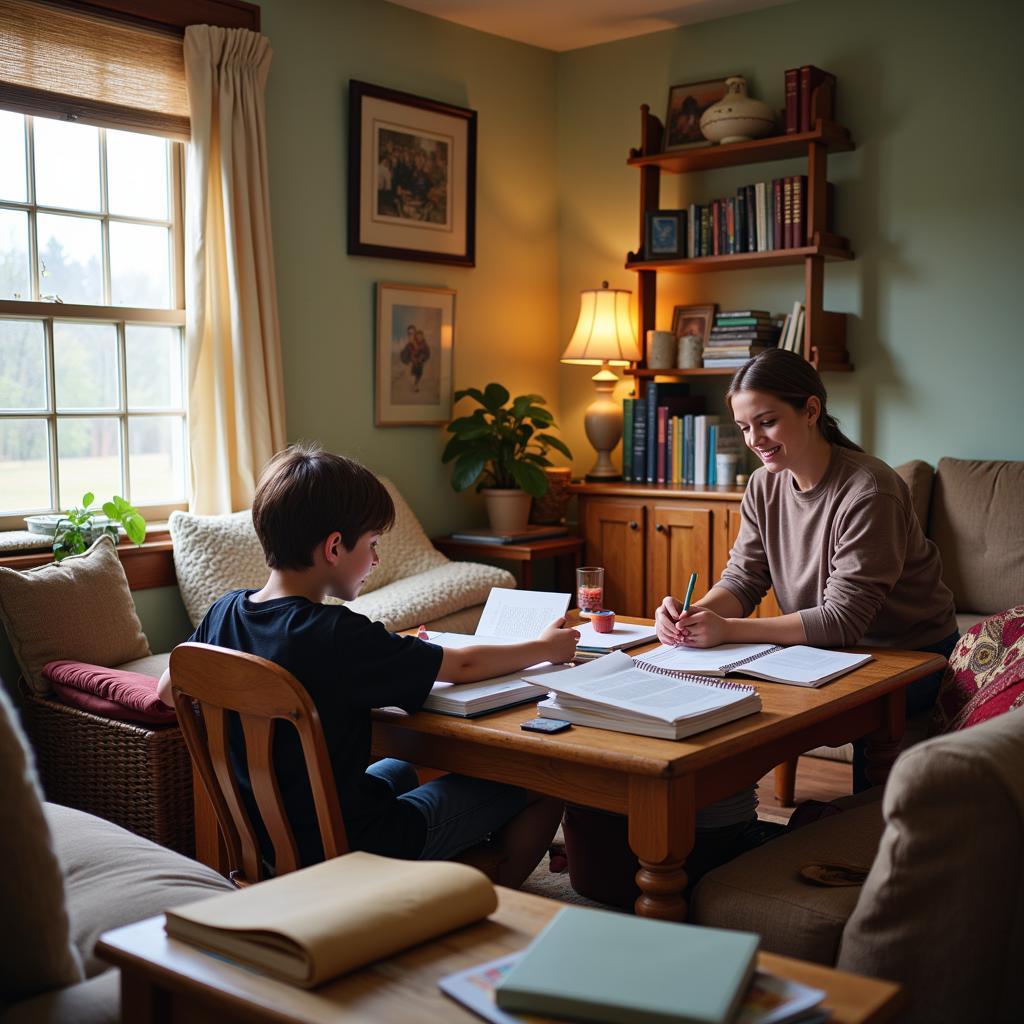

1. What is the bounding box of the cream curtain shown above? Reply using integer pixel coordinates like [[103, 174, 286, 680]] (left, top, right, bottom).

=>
[[183, 25, 287, 514]]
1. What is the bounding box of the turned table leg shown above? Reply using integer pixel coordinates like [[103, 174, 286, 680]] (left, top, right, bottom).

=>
[[628, 775, 695, 921]]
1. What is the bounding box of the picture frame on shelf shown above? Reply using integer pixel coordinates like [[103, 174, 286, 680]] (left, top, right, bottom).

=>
[[644, 210, 686, 259], [349, 80, 477, 266], [663, 78, 731, 150], [376, 283, 455, 426], [671, 304, 717, 348]]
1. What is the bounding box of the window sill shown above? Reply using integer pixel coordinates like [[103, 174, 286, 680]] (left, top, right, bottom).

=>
[[0, 529, 176, 590]]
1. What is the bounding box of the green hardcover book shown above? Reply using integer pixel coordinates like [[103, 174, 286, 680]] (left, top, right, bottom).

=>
[[494, 906, 759, 1024], [622, 397, 634, 482]]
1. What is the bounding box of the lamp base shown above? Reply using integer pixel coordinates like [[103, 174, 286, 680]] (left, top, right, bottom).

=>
[[582, 367, 624, 483]]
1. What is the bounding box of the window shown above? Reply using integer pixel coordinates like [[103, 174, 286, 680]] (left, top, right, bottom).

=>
[[0, 109, 187, 529]]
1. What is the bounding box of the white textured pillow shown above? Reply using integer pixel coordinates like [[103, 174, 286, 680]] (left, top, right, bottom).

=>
[[0, 537, 150, 695]]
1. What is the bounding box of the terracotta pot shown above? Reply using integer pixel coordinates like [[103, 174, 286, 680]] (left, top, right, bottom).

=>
[[530, 467, 573, 525], [482, 488, 532, 533]]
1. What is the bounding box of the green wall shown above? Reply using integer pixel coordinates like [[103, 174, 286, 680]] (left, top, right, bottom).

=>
[[555, 0, 1024, 471]]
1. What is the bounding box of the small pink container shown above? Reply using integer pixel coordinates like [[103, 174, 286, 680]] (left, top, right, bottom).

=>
[[591, 609, 615, 633]]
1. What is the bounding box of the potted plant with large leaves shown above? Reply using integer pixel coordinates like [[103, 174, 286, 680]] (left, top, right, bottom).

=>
[[443, 383, 572, 533]]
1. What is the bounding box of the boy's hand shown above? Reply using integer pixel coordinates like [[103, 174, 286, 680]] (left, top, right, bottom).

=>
[[538, 617, 580, 664]]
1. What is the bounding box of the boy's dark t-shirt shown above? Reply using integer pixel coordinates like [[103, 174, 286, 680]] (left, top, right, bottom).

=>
[[189, 589, 443, 866]]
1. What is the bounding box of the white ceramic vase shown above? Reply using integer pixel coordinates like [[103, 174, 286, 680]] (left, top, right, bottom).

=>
[[482, 488, 532, 533], [699, 76, 777, 144]]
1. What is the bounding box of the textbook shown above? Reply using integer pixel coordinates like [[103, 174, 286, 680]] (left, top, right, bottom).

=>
[[636, 643, 872, 688], [527, 650, 761, 740], [164, 852, 497, 988], [449, 525, 569, 545], [573, 620, 659, 654], [494, 905, 759, 1024]]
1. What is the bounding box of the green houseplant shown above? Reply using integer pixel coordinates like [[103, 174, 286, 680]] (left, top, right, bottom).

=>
[[443, 384, 572, 532], [51, 492, 147, 561]]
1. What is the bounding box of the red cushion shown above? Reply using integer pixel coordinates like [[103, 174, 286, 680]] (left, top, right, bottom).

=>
[[43, 660, 176, 726]]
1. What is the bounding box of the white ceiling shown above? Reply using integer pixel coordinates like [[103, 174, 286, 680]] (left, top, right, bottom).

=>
[[386, 0, 797, 52]]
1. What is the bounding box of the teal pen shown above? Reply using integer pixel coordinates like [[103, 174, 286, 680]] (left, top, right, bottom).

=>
[[681, 571, 697, 612]]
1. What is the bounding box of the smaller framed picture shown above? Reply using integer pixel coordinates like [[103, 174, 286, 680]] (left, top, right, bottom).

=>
[[664, 78, 731, 150], [671, 304, 718, 347], [645, 209, 685, 259], [376, 283, 455, 426]]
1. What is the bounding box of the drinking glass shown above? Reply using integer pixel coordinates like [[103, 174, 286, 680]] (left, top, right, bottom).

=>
[[576, 566, 604, 616]]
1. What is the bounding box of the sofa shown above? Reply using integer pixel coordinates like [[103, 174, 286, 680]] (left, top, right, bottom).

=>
[[0, 679, 233, 1024]]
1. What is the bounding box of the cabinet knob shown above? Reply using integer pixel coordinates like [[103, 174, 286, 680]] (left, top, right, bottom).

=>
[[628, 520, 638, 530], [655, 523, 665, 533]]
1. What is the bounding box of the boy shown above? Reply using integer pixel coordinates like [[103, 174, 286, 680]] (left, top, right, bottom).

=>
[[159, 444, 576, 886]]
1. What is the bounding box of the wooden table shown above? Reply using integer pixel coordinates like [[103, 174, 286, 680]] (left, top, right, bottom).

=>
[[432, 534, 585, 589], [372, 621, 945, 921], [97, 887, 905, 1024]]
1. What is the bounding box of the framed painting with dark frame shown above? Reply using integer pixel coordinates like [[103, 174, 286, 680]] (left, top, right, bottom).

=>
[[376, 283, 456, 426], [671, 304, 717, 349], [663, 78, 731, 151], [349, 80, 477, 266], [644, 209, 686, 259]]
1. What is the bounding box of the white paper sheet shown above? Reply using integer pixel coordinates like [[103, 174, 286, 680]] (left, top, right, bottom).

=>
[[474, 588, 571, 640]]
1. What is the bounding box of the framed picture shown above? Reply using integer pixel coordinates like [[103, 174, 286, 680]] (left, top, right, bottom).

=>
[[349, 80, 477, 266], [664, 78, 731, 150], [644, 209, 685, 259], [671, 304, 717, 347], [376, 284, 455, 426]]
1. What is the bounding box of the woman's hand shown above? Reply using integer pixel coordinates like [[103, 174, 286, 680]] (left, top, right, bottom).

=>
[[655, 595, 684, 645], [676, 607, 731, 648]]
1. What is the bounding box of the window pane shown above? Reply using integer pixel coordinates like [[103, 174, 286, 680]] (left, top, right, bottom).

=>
[[107, 130, 169, 220], [0, 111, 27, 203], [57, 417, 122, 509], [33, 117, 101, 212], [37, 213, 103, 304], [126, 325, 182, 408], [129, 415, 186, 503], [54, 322, 119, 410], [0, 209, 31, 300], [0, 319, 47, 410], [0, 418, 51, 513], [109, 222, 171, 307]]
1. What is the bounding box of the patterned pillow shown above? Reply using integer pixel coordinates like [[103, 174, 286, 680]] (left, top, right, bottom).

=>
[[933, 605, 1024, 733]]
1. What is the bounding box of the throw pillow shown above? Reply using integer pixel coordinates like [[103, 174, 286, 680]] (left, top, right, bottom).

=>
[[43, 661, 176, 726], [932, 605, 1024, 732], [0, 680, 84, 1001], [0, 537, 150, 695]]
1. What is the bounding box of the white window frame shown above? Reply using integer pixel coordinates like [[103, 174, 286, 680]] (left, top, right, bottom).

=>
[[0, 112, 188, 531]]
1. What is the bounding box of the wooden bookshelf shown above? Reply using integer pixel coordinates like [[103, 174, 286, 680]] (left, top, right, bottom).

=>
[[626, 240, 853, 274]]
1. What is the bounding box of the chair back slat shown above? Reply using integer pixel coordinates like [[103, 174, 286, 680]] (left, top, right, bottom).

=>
[[239, 713, 300, 876], [169, 642, 349, 884]]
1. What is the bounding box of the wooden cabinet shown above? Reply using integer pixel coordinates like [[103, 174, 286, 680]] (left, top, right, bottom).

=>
[[574, 482, 781, 619]]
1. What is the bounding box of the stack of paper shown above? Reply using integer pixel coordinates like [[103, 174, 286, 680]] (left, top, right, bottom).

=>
[[573, 620, 658, 656]]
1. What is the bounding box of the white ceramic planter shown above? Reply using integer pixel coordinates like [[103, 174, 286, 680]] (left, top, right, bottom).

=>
[[699, 76, 776, 144], [482, 488, 532, 533]]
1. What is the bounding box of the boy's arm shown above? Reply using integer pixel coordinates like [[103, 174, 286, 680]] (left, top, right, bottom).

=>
[[157, 667, 173, 707], [436, 618, 579, 683]]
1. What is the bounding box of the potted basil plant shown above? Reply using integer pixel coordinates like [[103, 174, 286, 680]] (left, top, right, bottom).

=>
[[45, 492, 147, 561], [443, 384, 572, 533]]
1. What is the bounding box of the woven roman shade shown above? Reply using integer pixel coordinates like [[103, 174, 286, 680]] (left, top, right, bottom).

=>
[[0, 0, 190, 139]]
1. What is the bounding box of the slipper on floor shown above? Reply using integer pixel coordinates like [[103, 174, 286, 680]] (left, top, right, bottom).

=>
[[799, 861, 870, 886]]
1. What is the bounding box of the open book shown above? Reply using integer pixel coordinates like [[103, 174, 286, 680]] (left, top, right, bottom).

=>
[[422, 587, 572, 716], [636, 643, 873, 688], [164, 852, 497, 988], [573, 620, 659, 654], [528, 650, 761, 740]]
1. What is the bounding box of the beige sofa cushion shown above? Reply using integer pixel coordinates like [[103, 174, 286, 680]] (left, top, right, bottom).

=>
[[0, 683, 83, 1005], [0, 537, 150, 695], [893, 459, 933, 530], [0, 970, 119, 1024], [930, 457, 1024, 615], [691, 794, 885, 965], [838, 707, 1024, 1022]]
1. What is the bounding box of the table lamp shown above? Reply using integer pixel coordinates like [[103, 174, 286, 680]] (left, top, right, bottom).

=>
[[560, 281, 641, 480]]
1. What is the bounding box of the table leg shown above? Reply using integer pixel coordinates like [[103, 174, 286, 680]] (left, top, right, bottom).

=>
[[519, 559, 534, 589], [628, 775, 695, 921], [863, 690, 907, 788]]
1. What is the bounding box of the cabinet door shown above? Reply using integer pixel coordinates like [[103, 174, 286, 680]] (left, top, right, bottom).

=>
[[581, 499, 646, 617], [720, 503, 783, 618], [647, 505, 712, 618]]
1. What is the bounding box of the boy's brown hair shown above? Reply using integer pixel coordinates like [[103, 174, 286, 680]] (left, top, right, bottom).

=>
[[252, 444, 395, 569]]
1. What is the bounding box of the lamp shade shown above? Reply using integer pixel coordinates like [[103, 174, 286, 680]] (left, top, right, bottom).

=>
[[560, 282, 641, 365]]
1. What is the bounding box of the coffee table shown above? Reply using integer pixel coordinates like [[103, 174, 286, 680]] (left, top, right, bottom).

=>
[[97, 887, 906, 1023], [372, 620, 945, 921]]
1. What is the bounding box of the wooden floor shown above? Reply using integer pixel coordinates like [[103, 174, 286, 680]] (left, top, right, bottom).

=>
[[756, 755, 852, 826]]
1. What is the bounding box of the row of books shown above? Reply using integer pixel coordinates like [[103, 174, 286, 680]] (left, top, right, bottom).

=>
[[622, 383, 745, 486], [703, 309, 783, 367], [778, 300, 806, 355], [784, 64, 836, 134]]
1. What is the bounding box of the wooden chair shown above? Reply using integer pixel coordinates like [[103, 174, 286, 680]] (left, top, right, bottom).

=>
[[169, 641, 348, 885]]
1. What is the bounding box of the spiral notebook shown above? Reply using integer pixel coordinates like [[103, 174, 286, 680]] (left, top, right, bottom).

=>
[[636, 643, 873, 688], [527, 650, 761, 740]]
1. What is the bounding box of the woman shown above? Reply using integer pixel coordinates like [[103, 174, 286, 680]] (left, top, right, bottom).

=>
[[657, 349, 959, 790]]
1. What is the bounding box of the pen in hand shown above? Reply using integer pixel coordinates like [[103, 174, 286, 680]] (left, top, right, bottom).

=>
[[682, 571, 697, 612]]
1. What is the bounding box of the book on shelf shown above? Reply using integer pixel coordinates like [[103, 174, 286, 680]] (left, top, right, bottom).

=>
[[636, 642, 873, 688], [645, 385, 704, 484], [494, 905, 760, 1024], [573, 619, 659, 654], [622, 395, 634, 482], [528, 650, 762, 740], [449, 525, 568, 545], [703, 346, 773, 360], [773, 178, 784, 250], [784, 67, 800, 134], [694, 414, 720, 486], [164, 852, 497, 988], [800, 65, 836, 132], [702, 357, 751, 368], [717, 309, 771, 320]]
